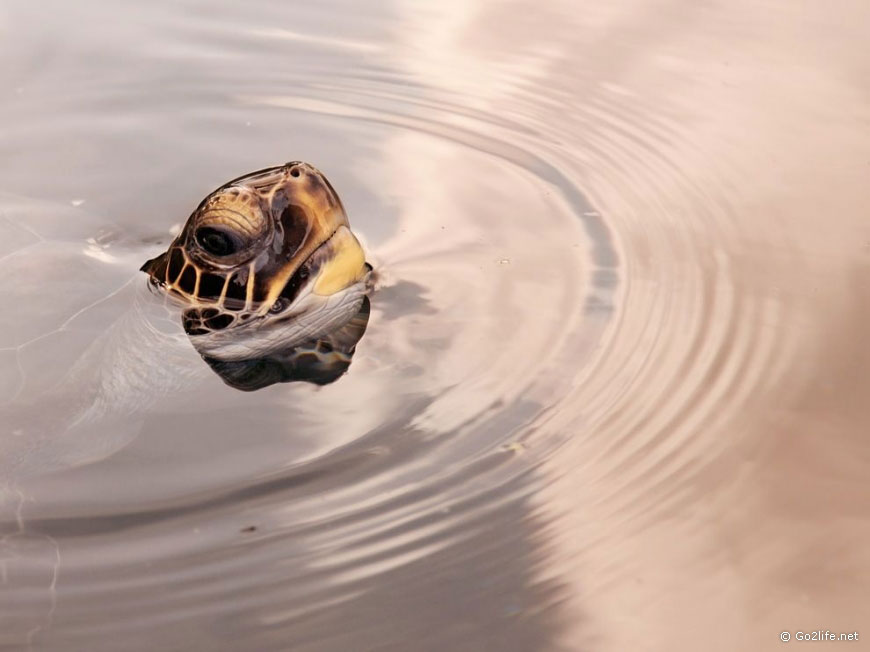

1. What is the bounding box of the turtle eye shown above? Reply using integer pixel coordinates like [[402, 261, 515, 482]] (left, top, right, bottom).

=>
[[195, 226, 241, 257]]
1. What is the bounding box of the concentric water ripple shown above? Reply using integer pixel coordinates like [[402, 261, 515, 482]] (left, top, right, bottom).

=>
[[1, 3, 615, 649], [2, 0, 869, 650]]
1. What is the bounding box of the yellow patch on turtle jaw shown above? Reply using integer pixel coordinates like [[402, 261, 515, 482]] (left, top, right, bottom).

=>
[[312, 226, 367, 296], [257, 205, 351, 313]]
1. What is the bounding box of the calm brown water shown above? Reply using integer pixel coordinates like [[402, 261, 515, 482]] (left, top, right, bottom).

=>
[[1, 1, 869, 650]]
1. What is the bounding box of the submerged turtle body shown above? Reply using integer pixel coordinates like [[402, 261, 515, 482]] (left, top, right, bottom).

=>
[[1, 163, 373, 480]]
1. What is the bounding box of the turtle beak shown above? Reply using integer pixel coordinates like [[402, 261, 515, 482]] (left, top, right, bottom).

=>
[[140, 252, 168, 280]]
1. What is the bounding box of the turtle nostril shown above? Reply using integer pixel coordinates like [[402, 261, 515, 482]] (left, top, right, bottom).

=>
[[196, 227, 239, 257], [269, 298, 289, 314]]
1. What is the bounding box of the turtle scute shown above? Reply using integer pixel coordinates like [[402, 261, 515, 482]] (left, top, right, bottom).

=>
[[141, 162, 374, 390]]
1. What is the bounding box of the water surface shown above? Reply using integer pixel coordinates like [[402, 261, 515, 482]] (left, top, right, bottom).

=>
[[1, 1, 868, 650]]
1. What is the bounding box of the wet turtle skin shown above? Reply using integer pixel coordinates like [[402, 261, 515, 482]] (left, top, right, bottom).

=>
[[141, 162, 373, 384]]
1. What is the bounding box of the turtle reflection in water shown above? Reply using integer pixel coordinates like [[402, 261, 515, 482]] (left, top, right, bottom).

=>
[[141, 162, 373, 390]]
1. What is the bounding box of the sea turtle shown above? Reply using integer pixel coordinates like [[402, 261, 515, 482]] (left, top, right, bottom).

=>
[[0, 162, 372, 481], [140, 162, 373, 388]]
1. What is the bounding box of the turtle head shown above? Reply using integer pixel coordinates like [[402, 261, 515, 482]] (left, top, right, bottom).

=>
[[141, 162, 371, 361]]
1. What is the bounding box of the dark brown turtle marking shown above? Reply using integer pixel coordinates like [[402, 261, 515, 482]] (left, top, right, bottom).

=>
[[200, 295, 372, 390], [141, 162, 353, 337]]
